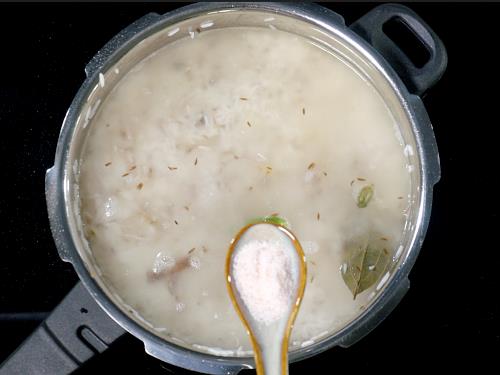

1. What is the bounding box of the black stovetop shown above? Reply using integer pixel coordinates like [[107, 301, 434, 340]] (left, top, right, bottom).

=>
[[0, 2, 497, 373]]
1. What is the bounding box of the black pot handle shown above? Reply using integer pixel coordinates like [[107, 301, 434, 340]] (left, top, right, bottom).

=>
[[350, 3, 447, 96], [0, 282, 125, 374]]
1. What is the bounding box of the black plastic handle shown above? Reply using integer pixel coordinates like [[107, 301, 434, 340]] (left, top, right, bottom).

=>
[[0, 282, 125, 375], [350, 3, 447, 96]]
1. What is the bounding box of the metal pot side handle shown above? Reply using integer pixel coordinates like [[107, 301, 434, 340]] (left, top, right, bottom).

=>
[[0, 282, 125, 375], [350, 3, 448, 96]]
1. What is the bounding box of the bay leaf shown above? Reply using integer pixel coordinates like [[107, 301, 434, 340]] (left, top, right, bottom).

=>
[[341, 236, 391, 299]]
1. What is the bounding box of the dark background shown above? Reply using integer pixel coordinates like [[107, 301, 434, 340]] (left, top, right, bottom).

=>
[[0, 2, 497, 373]]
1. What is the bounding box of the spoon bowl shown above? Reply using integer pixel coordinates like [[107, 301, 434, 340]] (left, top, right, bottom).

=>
[[226, 223, 307, 375]]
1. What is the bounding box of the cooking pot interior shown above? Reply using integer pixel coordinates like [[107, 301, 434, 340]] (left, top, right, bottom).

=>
[[62, 7, 422, 357]]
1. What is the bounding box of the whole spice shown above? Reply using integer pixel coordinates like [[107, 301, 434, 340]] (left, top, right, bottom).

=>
[[341, 235, 391, 299], [357, 185, 374, 208]]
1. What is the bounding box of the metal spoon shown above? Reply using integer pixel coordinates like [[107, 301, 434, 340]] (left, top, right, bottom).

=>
[[226, 222, 307, 375]]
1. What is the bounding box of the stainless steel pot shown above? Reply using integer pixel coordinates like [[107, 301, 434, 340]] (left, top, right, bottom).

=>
[[1, 2, 446, 374]]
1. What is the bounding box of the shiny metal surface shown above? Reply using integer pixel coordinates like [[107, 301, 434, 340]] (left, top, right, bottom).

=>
[[45, 2, 443, 374]]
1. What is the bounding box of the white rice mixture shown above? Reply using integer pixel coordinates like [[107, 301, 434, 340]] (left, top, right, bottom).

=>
[[79, 27, 411, 355]]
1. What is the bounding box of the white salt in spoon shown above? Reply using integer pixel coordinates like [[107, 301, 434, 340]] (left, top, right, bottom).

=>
[[226, 222, 307, 375]]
